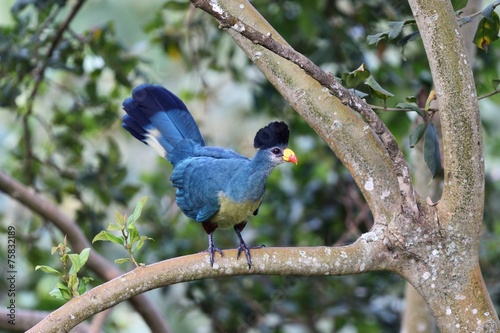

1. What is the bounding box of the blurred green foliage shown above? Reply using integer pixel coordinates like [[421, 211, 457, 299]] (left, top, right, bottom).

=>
[[0, 0, 500, 332]]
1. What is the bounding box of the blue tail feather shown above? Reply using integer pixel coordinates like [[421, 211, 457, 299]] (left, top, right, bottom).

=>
[[122, 84, 205, 162]]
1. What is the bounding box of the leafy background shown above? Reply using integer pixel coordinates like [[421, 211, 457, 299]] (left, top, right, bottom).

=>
[[0, 0, 499, 332]]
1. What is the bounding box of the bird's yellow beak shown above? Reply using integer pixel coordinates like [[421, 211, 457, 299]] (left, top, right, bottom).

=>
[[283, 148, 298, 165]]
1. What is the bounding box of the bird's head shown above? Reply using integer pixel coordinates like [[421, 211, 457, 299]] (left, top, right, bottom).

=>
[[254, 121, 298, 166]]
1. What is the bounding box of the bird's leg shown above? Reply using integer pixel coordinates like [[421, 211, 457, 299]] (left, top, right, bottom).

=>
[[234, 222, 264, 269], [201, 222, 223, 266], [205, 232, 223, 266]]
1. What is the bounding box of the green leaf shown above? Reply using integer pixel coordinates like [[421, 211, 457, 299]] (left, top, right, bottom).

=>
[[367, 19, 416, 45], [115, 210, 126, 227], [92, 230, 125, 245], [387, 21, 405, 40], [397, 31, 421, 47], [115, 258, 132, 264], [78, 277, 93, 295], [51, 282, 72, 300], [132, 235, 153, 253], [451, 0, 468, 11], [492, 78, 500, 90], [163, 0, 191, 10], [127, 220, 141, 246], [406, 96, 417, 103], [409, 123, 426, 148], [68, 253, 82, 274], [474, 12, 500, 51], [79, 248, 91, 268], [107, 221, 124, 231], [396, 102, 425, 117], [367, 32, 387, 45], [365, 76, 394, 100], [68, 274, 79, 294], [126, 196, 148, 225], [424, 123, 443, 178], [35, 265, 62, 276], [341, 63, 371, 88]]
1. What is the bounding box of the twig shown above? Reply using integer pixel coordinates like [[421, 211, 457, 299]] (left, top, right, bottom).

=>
[[190, 0, 418, 217], [478, 89, 500, 100], [23, 0, 87, 186]]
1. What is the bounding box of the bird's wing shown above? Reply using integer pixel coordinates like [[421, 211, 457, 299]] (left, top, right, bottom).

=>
[[171, 156, 250, 223]]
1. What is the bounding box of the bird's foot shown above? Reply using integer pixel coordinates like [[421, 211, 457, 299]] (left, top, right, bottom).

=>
[[237, 241, 265, 269], [200, 246, 223, 267]]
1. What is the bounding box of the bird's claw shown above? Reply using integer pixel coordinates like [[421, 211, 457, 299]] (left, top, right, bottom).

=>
[[237, 242, 265, 269], [201, 246, 223, 267]]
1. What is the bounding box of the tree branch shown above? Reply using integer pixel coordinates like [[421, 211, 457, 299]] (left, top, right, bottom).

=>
[[27, 236, 391, 333], [190, 0, 418, 221], [23, 0, 87, 187], [408, 1, 484, 241], [0, 171, 172, 332]]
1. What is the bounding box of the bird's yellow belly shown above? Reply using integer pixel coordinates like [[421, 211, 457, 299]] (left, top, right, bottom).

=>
[[211, 193, 261, 229]]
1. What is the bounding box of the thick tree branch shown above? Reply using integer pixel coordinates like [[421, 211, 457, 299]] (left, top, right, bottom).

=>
[[408, 1, 484, 234], [0, 171, 171, 333], [0, 308, 90, 332], [27, 235, 391, 333], [190, 0, 418, 220], [404, 1, 497, 332]]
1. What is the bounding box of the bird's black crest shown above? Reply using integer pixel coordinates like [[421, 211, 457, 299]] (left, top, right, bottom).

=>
[[253, 121, 289, 149]]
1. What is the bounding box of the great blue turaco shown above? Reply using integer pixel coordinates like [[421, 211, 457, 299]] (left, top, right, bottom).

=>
[[122, 84, 298, 268]]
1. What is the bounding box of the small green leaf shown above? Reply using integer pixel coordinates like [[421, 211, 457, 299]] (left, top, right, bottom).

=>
[[132, 236, 153, 253], [424, 123, 443, 178], [108, 222, 124, 231], [115, 258, 132, 264], [387, 21, 405, 40], [68, 253, 82, 274], [127, 221, 141, 246], [51, 282, 72, 300], [68, 274, 79, 294], [79, 248, 91, 266], [396, 102, 425, 117], [35, 265, 62, 276], [78, 277, 93, 295], [126, 196, 148, 225], [163, 0, 191, 10], [474, 12, 500, 51], [92, 230, 125, 245], [68, 248, 91, 274], [367, 32, 387, 45], [341, 63, 371, 88], [115, 210, 126, 227], [365, 76, 394, 100], [492, 79, 500, 90], [353, 89, 369, 99], [406, 96, 417, 103], [451, 0, 468, 11], [409, 123, 426, 148], [397, 31, 421, 47]]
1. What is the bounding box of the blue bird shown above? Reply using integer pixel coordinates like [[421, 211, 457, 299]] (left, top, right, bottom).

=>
[[122, 84, 297, 268]]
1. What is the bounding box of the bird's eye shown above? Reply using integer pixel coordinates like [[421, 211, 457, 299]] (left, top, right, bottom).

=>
[[271, 148, 281, 155]]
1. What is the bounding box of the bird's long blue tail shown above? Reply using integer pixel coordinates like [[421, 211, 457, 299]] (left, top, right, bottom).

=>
[[122, 84, 205, 163]]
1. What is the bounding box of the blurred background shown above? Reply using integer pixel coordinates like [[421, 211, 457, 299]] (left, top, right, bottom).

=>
[[0, 0, 499, 332]]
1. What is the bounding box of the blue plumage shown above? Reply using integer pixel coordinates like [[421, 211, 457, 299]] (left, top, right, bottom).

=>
[[122, 84, 298, 268]]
